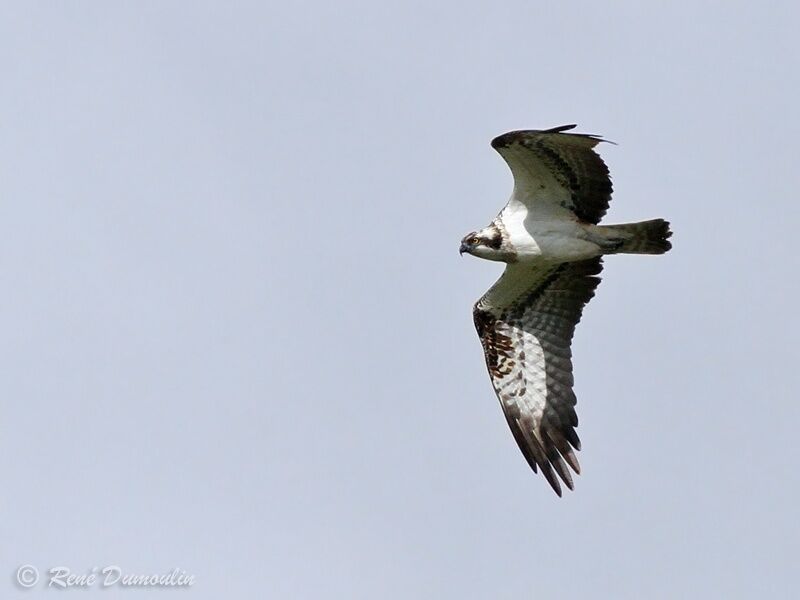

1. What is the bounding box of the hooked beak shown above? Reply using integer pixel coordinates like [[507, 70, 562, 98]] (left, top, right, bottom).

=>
[[459, 242, 470, 256]]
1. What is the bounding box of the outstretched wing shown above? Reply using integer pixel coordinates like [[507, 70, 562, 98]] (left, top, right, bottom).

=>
[[473, 258, 603, 495], [492, 125, 613, 224]]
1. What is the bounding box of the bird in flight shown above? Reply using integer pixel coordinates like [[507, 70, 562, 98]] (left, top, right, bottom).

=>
[[462, 125, 671, 496]]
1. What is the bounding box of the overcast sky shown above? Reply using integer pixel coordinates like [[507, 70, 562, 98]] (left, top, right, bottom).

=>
[[2, 2, 799, 599]]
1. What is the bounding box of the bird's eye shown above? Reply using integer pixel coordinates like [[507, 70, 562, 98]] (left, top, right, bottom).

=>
[[471, 236, 480, 245]]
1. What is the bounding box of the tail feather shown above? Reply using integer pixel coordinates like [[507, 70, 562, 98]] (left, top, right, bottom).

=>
[[604, 219, 672, 255]]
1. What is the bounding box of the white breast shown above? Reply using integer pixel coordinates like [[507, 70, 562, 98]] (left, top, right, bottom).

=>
[[498, 202, 540, 257], [499, 197, 601, 262]]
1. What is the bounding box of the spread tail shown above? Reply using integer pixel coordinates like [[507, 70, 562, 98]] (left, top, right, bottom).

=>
[[602, 219, 672, 255]]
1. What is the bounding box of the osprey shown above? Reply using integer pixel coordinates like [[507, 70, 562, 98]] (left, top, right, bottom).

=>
[[462, 125, 671, 496]]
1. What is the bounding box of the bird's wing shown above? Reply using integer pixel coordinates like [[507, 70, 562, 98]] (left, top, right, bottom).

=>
[[492, 125, 613, 224], [473, 257, 603, 495]]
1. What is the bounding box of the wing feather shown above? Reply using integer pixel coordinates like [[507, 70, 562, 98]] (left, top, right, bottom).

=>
[[491, 126, 613, 224], [473, 258, 602, 495]]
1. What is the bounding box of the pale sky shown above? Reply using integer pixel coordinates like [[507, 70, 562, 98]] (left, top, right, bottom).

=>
[[2, 2, 799, 599]]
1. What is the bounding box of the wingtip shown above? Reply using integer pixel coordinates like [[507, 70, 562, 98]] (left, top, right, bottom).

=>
[[491, 124, 616, 150], [541, 465, 563, 497], [543, 124, 577, 133], [491, 125, 578, 149], [545, 123, 615, 145]]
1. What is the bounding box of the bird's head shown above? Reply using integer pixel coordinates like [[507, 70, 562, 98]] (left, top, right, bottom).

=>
[[459, 225, 504, 261]]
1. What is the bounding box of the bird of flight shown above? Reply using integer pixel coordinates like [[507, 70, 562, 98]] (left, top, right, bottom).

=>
[[462, 125, 671, 496]]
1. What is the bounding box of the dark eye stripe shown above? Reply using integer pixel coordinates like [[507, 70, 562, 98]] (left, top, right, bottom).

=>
[[486, 235, 502, 250]]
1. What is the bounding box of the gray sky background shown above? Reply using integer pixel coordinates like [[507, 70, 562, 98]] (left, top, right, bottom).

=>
[[2, 2, 798, 598]]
